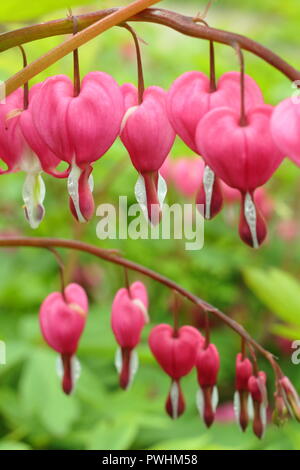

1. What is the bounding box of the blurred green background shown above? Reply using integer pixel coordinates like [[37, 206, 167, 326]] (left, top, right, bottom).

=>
[[1, 0, 300, 451]]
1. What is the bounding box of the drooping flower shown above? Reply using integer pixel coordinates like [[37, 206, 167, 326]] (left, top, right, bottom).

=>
[[32, 72, 124, 222], [39, 283, 88, 394], [149, 324, 203, 419], [120, 84, 175, 224], [196, 342, 220, 427], [271, 97, 300, 166], [0, 85, 64, 228], [111, 281, 148, 389], [248, 371, 268, 438], [196, 105, 284, 247], [234, 353, 253, 431], [167, 71, 263, 219]]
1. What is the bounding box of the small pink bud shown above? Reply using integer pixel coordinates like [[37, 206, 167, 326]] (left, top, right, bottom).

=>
[[39, 283, 88, 394], [120, 84, 175, 224], [248, 371, 268, 438], [111, 281, 148, 389], [196, 343, 220, 427], [272, 392, 289, 426], [279, 376, 300, 422], [234, 353, 253, 431], [149, 324, 203, 419]]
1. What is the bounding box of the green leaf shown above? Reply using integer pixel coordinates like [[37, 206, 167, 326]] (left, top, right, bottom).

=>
[[243, 267, 300, 325], [0, 441, 31, 450], [0, 0, 94, 22], [19, 348, 80, 435], [86, 419, 138, 450], [149, 435, 210, 451]]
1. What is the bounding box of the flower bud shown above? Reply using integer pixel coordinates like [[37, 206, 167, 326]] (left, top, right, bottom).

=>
[[196, 343, 220, 427], [234, 353, 253, 431], [248, 371, 268, 438]]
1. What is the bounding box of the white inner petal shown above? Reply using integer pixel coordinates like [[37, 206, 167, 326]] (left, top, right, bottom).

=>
[[22, 172, 46, 229], [134, 173, 167, 223], [56, 355, 81, 391], [128, 350, 139, 388], [67, 162, 86, 223], [203, 165, 215, 219], [260, 403, 267, 438], [196, 387, 204, 419], [211, 385, 219, 412], [248, 394, 254, 420], [170, 381, 180, 419], [134, 174, 148, 220], [233, 391, 241, 428], [157, 173, 167, 209], [114, 347, 122, 374], [244, 192, 259, 248]]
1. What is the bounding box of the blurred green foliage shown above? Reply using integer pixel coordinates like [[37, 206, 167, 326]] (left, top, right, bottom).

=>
[[0, 0, 300, 451]]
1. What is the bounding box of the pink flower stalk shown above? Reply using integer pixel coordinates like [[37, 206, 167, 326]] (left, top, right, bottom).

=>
[[111, 281, 148, 389], [196, 105, 284, 247], [0, 85, 63, 228], [196, 343, 220, 427], [39, 283, 88, 395], [149, 324, 203, 419], [234, 353, 253, 431], [167, 71, 263, 219], [248, 371, 268, 438], [32, 72, 124, 222], [279, 376, 300, 422], [271, 97, 300, 165], [120, 84, 175, 224]]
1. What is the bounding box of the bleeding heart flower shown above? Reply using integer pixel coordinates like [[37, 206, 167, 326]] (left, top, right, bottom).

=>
[[279, 376, 300, 422], [196, 105, 284, 247], [271, 97, 300, 166], [111, 281, 148, 389], [167, 71, 263, 219], [248, 371, 268, 439], [32, 72, 124, 222], [149, 324, 203, 419], [0, 85, 63, 228], [39, 283, 88, 395], [234, 353, 253, 431], [196, 343, 220, 427], [120, 84, 175, 224]]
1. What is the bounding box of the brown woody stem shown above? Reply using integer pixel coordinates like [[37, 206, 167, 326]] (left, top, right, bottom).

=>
[[1, 7, 299, 96], [0, 236, 276, 367]]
